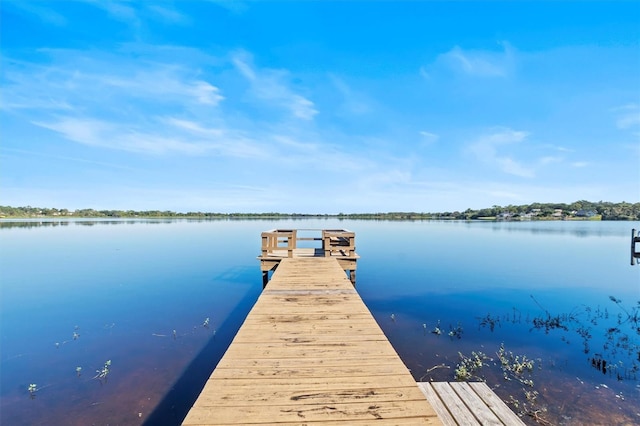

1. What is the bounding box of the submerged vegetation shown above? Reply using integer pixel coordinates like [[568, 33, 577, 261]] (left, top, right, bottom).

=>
[[416, 295, 640, 424], [94, 360, 112, 383], [27, 384, 37, 399], [1, 200, 639, 220], [21, 316, 217, 402]]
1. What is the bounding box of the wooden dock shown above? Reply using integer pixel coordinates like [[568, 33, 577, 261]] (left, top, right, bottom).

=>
[[183, 229, 526, 425], [183, 257, 440, 424]]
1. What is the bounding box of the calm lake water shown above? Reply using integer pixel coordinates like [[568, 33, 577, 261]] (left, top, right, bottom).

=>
[[1, 219, 639, 425]]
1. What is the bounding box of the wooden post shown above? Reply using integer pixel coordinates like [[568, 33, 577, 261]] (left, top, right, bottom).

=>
[[287, 230, 297, 258], [632, 229, 640, 266]]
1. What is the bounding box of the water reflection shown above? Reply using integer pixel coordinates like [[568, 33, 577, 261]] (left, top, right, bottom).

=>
[[470, 221, 629, 238], [1, 219, 638, 425], [0, 217, 338, 229]]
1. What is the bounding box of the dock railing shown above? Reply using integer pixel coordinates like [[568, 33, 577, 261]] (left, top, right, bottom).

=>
[[261, 229, 297, 258], [322, 229, 356, 257], [260, 228, 356, 258], [259, 228, 358, 285]]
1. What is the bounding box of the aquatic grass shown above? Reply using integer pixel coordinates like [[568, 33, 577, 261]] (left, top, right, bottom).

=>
[[93, 360, 112, 383], [431, 320, 442, 336], [448, 322, 463, 340], [28, 383, 37, 399], [454, 350, 491, 381], [497, 343, 535, 387]]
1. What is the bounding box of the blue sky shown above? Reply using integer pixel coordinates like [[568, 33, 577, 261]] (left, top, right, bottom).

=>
[[1, 1, 639, 213]]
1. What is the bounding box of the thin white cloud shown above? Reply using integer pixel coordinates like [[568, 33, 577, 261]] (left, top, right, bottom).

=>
[[34, 114, 273, 159], [147, 5, 190, 24], [468, 128, 535, 178], [538, 156, 563, 165], [2, 54, 225, 112], [542, 144, 574, 153], [188, 81, 225, 105], [231, 51, 318, 120], [205, 0, 249, 14], [82, 0, 139, 24], [34, 116, 229, 156], [3, 0, 68, 26], [419, 131, 439, 144], [329, 74, 372, 116], [571, 161, 590, 168], [0, 147, 139, 171], [71, 2, 191, 29], [435, 42, 515, 78], [498, 157, 534, 178], [611, 103, 640, 129]]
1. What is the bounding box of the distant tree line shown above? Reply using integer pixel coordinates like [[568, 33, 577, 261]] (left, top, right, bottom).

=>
[[0, 200, 639, 221]]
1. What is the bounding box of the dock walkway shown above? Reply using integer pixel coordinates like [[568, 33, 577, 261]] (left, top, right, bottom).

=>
[[183, 229, 525, 425], [183, 257, 440, 424]]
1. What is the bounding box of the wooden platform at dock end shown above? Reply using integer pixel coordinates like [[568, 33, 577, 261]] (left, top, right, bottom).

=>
[[183, 257, 441, 424]]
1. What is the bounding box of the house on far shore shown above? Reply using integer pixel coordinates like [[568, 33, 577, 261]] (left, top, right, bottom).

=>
[[576, 209, 597, 218], [552, 209, 563, 218]]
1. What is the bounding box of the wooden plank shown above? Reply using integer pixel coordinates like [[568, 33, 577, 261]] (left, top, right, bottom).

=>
[[184, 400, 438, 424], [469, 382, 526, 425], [431, 382, 480, 425], [232, 331, 390, 343], [193, 382, 428, 406], [221, 342, 402, 359], [211, 364, 415, 379], [215, 356, 402, 370], [201, 375, 419, 391], [417, 383, 458, 426], [262, 289, 357, 295], [214, 420, 433, 426], [449, 382, 502, 425]]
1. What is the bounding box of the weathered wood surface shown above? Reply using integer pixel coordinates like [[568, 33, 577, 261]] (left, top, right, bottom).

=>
[[417, 382, 525, 426], [183, 258, 440, 424]]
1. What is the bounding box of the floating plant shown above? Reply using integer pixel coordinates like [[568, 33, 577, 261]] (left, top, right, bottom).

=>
[[28, 383, 37, 399], [477, 313, 500, 331], [448, 322, 463, 340], [431, 320, 442, 336], [454, 350, 490, 381], [94, 360, 112, 383], [497, 343, 535, 387]]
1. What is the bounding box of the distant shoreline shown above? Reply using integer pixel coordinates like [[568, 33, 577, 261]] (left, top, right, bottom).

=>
[[1, 201, 638, 221]]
